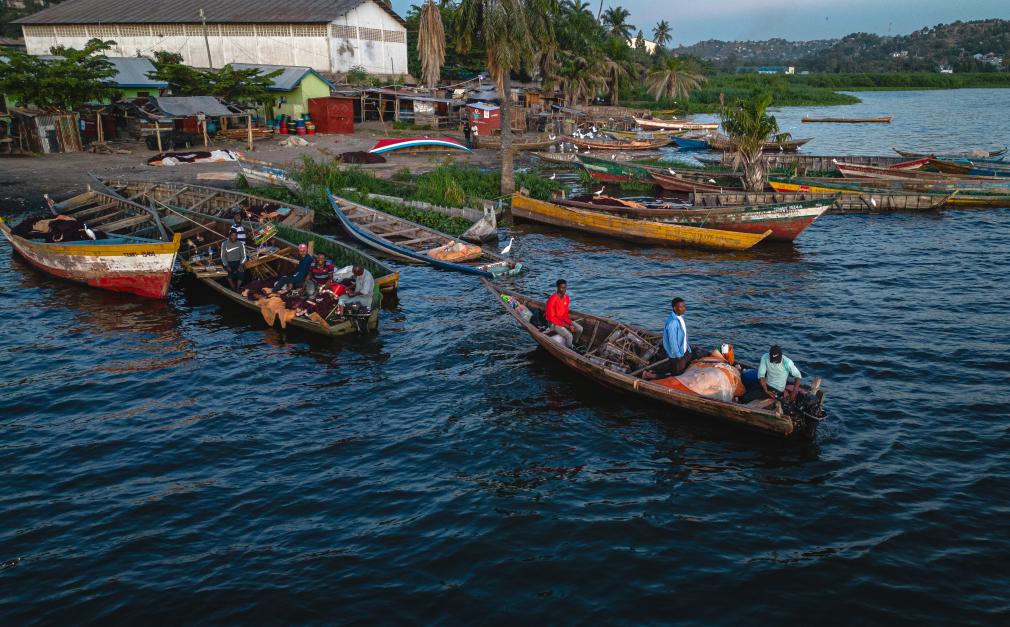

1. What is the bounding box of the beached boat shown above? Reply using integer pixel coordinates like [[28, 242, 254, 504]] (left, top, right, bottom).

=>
[[672, 135, 712, 151], [559, 196, 831, 241], [834, 158, 932, 178], [1, 189, 180, 298], [649, 171, 727, 193], [603, 128, 685, 141], [570, 136, 670, 151], [472, 134, 555, 151], [100, 178, 315, 229], [237, 156, 300, 190], [832, 161, 962, 182], [369, 137, 471, 154], [765, 177, 1010, 207], [633, 117, 720, 131], [926, 158, 1010, 178], [511, 194, 771, 250], [169, 210, 384, 336], [802, 116, 893, 123], [689, 190, 946, 213], [705, 133, 812, 153], [894, 146, 1007, 160], [328, 191, 522, 278], [577, 154, 651, 182], [484, 282, 826, 439]]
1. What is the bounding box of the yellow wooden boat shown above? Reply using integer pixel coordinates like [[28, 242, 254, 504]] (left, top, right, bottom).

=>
[[511, 194, 771, 250]]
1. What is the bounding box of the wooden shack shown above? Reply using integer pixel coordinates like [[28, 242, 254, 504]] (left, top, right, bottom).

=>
[[10, 110, 82, 153], [467, 102, 500, 137], [308, 96, 355, 134]]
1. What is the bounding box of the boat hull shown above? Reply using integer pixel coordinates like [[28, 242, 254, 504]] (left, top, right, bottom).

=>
[[633, 117, 719, 131], [1, 220, 180, 299], [802, 116, 893, 123], [511, 194, 770, 250]]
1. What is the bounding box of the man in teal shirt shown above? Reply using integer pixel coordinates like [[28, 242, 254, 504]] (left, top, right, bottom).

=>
[[758, 345, 802, 400]]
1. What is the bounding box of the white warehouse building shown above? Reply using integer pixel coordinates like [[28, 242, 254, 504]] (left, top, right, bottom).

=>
[[15, 0, 409, 75]]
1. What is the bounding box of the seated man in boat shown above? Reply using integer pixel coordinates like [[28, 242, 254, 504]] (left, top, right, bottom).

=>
[[644, 297, 693, 379], [337, 265, 374, 313], [220, 230, 247, 290], [755, 345, 803, 401], [545, 279, 583, 349], [229, 213, 248, 244], [273, 243, 313, 293], [305, 253, 335, 298]]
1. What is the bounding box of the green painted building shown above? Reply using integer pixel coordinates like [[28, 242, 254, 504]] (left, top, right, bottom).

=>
[[104, 57, 168, 101], [231, 64, 334, 120]]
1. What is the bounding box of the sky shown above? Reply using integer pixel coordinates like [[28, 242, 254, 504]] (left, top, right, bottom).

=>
[[389, 0, 1010, 46]]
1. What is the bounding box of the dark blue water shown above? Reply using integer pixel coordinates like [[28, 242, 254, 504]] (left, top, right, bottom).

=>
[[3, 91, 1010, 623]]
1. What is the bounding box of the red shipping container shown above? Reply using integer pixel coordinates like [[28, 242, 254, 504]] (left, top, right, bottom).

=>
[[308, 97, 355, 134], [467, 103, 500, 137]]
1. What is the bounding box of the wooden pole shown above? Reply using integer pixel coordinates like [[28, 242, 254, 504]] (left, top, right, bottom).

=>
[[202, 118, 208, 147], [96, 109, 104, 144], [154, 119, 162, 152], [247, 113, 253, 152]]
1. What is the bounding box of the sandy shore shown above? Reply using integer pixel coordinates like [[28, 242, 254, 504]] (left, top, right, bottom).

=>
[[0, 122, 509, 212]]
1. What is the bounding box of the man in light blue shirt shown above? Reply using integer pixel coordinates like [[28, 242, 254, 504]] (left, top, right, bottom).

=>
[[758, 345, 802, 400], [644, 297, 693, 379]]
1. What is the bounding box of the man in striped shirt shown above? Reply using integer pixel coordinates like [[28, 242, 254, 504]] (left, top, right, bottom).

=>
[[229, 213, 248, 244]]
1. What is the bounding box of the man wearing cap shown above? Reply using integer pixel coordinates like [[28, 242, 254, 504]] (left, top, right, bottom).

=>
[[758, 345, 803, 400], [273, 243, 313, 293]]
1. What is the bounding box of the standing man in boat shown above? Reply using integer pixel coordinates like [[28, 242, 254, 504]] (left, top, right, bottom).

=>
[[644, 297, 692, 379], [229, 212, 248, 244], [757, 345, 803, 401], [545, 279, 583, 349], [220, 230, 247, 290]]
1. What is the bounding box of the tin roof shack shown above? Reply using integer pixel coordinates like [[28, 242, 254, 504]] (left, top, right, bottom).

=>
[[231, 64, 334, 121], [104, 57, 167, 101], [10, 109, 83, 153], [466, 102, 499, 137], [307, 96, 355, 134], [138, 96, 253, 149], [359, 88, 465, 128]]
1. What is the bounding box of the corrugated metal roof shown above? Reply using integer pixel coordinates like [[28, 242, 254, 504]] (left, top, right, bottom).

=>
[[106, 57, 167, 88], [467, 102, 499, 111], [150, 96, 234, 117], [14, 0, 407, 27], [230, 63, 334, 92]]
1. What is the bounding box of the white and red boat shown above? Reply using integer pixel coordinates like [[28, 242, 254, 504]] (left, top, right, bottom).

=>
[[369, 137, 471, 154], [1, 189, 180, 298], [634, 116, 719, 131]]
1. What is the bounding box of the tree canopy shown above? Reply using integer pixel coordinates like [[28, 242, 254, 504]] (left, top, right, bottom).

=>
[[0, 38, 119, 111], [148, 52, 282, 105]]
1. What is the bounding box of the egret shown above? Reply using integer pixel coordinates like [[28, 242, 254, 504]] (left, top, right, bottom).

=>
[[870, 197, 878, 207], [593, 186, 606, 196], [83, 224, 96, 240], [708, 178, 717, 183], [501, 237, 514, 255], [549, 173, 557, 180], [668, 168, 677, 176]]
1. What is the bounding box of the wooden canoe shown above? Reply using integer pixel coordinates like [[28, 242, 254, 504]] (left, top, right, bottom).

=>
[[649, 171, 728, 193], [511, 194, 771, 250], [801, 116, 893, 123], [926, 158, 1010, 178], [633, 117, 720, 131], [483, 281, 824, 439], [237, 156, 300, 191], [894, 146, 1007, 160], [766, 178, 987, 208], [559, 196, 831, 241], [369, 137, 471, 154], [705, 133, 812, 153], [170, 210, 386, 336], [1, 188, 180, 298], [603, 128, 685, 141], [328, 191, 523, 278], [472, 134, 555, 151], [689, 190, 945, 213], [570, 136, 671, 151], [100, 178, 315, 229]]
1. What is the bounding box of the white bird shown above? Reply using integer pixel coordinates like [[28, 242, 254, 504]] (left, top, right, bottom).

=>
[[593, 186, 606, 196], [501, 237, 514, 255], [610, 154, 616, 160], [870, 197, 878, 207], [591, 125, 598, 133], [548, 134, 556, 140], [83, 223, 96, 240], [668, 168, 677, 176], [708, 178, 717, 183], [574, 145, 580, 153], [549, 173, 557, 180]]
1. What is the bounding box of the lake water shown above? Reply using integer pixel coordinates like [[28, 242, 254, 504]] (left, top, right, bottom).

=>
[[2, 89, 1010, 623]]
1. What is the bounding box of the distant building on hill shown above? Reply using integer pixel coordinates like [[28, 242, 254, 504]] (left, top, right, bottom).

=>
[[14, 0, 409, 76]]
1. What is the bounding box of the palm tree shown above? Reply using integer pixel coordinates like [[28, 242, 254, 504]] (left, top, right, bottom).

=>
[[601, 6, 635, 41], [721, 91, 779, 191], [457, 0, 554, 195], [418, 0, 446, 89], [652, 20, 671, 50], [646, 56, 705, 102]]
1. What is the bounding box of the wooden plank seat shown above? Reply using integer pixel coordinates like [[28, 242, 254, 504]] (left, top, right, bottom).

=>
[[101, 214, 152, 233]]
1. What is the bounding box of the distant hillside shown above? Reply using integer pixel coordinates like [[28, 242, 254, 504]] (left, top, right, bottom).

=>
[[674, 38, 836, 71], [675, 19, 1010, 74], [802, 19, 1010, 72]]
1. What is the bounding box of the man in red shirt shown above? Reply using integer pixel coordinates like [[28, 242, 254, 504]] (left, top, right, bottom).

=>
[[545, 279, 583, 349]]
